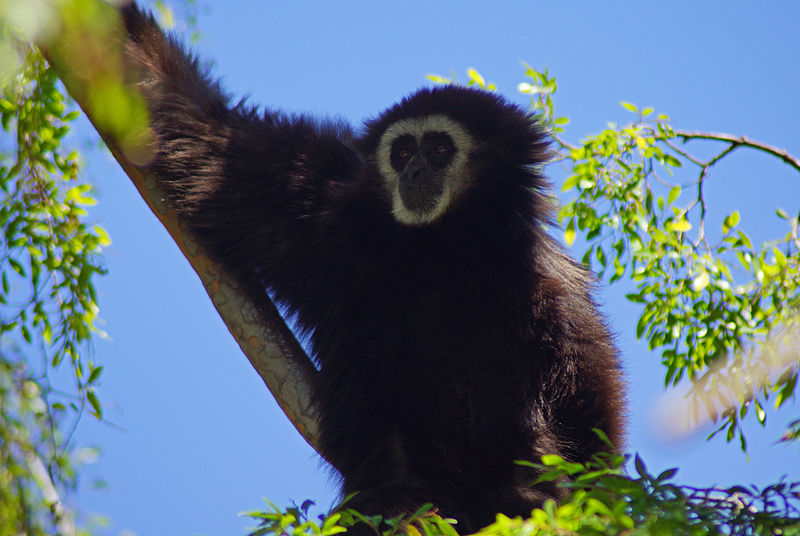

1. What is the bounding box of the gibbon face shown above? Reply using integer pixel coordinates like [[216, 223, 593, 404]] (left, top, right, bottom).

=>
[[376, 115, 475, 225]]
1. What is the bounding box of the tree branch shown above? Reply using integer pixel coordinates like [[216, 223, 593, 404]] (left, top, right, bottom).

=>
[[25, 452, 75, 536], [674, 129, 800, 173], [37, 5, 322, 453]]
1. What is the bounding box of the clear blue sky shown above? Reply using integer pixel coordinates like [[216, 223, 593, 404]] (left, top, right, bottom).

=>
[[71, 1, 800, 535]]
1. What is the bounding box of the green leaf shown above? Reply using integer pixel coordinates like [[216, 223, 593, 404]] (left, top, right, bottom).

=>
[[754, 399, 766, 424], [596, 246, 607, 268], [561, 174, 580, 192], [723, 211, 741, 234], [610, 256, 625, 283], [635, 314, 647, 339], [736, 251, 751, 271], [9, 257, 25, 276], [775, 374, 796, 408], [88, 365, 104, 384], [564, 218, 576, 246], [43, 324, 52, 345], [773, 247, 787, 271], [737, 231, 753, 250], [620, 101, 638, 113], [667, 185, 681, 205], [540, 454, 566, 466], [466, 68, 486, 89], [21, 324, 32, 343], [87, 390, 102, 418], [656, 467, 678, 482], [425, 74, 451, 85], [66, 184, 98, 206], [634, 453, 648, 477], [670, 219, 692, 232], [93, 225, 112, 247], [663, 153, 682, 167]]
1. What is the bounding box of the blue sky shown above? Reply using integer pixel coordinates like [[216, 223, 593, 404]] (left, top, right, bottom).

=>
[[70, 1, 800, 535]]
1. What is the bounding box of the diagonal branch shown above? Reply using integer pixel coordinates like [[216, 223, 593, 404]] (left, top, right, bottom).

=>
[[37, 3, 322, 452]]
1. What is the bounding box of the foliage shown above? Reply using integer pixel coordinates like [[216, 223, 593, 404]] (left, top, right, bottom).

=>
[[512, 451, 800, 536], [0, 0, 206, 532], [246, 435, 800, 536], [245, 498, 460, 536], [246, 452, 800, 536], [0, 20, 107, 536], [521, 65, 799, 450]]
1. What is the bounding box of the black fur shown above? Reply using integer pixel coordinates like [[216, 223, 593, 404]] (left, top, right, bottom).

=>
[[120, 5, 624, 532]]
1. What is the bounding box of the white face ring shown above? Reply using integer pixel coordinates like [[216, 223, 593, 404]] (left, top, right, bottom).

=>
[[376, 115, 474, 225]]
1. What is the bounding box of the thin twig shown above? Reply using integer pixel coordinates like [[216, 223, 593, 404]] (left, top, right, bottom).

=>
[[552, 133, 578, 152], [659, 136, 705, 168], [675, 130, 800, 173], [694, 162, 709, 249], [706, 143, 737, 168]]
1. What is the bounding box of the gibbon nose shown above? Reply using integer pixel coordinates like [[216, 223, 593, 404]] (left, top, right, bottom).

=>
[[404, 158, 426, 184]]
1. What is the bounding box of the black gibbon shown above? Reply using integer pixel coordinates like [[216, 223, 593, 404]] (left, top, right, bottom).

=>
[[120, 4, 624, 532]]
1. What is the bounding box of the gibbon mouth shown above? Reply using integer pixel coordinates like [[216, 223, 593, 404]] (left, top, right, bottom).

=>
[[399, 174, 444, 213]]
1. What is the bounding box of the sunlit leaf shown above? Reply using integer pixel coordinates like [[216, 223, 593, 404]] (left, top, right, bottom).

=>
[[692, 272, 710, 292], [564, 218, 576, 246], [670, 219, 692, 232]]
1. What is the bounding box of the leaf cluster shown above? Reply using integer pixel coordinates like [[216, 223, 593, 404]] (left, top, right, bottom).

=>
[[0, 27, 107, 536], [499, 452, 800, 536], [0, 42, 108, 412], [514, 65, 800, 450], [244, 450, 800, 536], [245, 498, 459, 536]]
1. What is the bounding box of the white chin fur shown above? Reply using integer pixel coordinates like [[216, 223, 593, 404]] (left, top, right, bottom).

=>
[[390, 192, 451, 226]]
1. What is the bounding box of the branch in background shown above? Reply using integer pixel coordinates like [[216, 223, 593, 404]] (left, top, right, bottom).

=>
[[675, 129, 800, 173], [25, 452, 75, 536], [36, 2, 321, 452]]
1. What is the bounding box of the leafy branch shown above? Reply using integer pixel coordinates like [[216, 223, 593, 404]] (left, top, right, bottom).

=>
[[513, 65, 800, 451], [0, 32, 107, 535], [245, 451, 800, 536]]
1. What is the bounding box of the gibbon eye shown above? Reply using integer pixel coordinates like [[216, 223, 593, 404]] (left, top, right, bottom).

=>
[[396, 148, 411, 159], [434, 143, 448, 155]]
